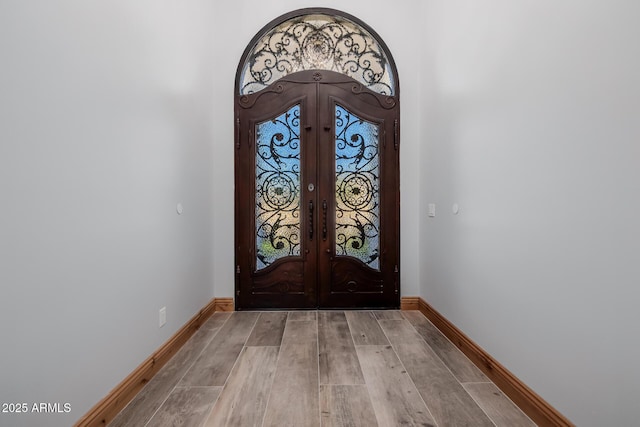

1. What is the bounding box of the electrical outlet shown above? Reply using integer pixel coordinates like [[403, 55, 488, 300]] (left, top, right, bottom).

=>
[[159, 307, 167, 328]]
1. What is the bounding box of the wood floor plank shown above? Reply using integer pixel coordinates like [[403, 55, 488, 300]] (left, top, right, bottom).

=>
[[318, 311, 365, 385], [372, 310, 405, 320], [464, 383, 537, 427], [245, 311, 287, 346], [345, 311, 390, 346], [179, 311, 260, 387], [281, 319, 318, 345], [263, 341, 319, 427], [379, 319, 494, 427], [201, 312, 232, 330], [320, 385, 379, 427], [109, 326, 221, 427], [203, 346, 279, 427], [356, 345, 436, 427], [145, 386, 221, 427], [403, 310, 488, 383], [288, 311, 317, 321], [264, 316, 320, 426]]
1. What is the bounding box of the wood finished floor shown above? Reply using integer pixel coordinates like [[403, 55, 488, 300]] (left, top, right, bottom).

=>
[[109, 310, 536, 427]]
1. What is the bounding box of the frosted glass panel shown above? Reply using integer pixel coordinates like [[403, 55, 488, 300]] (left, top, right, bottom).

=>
[[335, 104, 380, 270], [256, 105, 301, 269]]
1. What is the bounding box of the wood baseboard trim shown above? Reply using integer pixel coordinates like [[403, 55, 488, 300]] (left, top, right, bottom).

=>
[[400, 296, 573, 426], [400, 296, 420, 310], [74, 297, 233, 427], [213, 297, 234, 312]]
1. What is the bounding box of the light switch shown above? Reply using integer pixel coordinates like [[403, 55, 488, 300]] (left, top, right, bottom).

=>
[[428, 203, 436, 217]]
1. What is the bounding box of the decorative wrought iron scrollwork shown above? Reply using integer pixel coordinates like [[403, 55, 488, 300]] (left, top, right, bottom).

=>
[[351, 83, 397, 109], [238, 83, 285, 109], [334, 104, 380, 270], [240, 13, 395, 96], [255, 105, 302, 270]]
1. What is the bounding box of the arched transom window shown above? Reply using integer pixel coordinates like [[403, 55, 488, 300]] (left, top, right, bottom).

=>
[[238, 11, 397, 96]]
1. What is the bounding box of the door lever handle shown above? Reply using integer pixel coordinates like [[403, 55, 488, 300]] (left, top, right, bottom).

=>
[[309, 200, 314, 240], [322, 200, 327, 240]]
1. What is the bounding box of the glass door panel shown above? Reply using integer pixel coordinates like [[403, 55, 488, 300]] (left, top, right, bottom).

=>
[[255, 104, 302, 269], [334, 104, 380, 270]]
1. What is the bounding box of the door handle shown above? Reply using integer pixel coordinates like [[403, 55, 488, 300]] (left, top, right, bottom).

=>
[[322, 200, 327, 240], [309, 200, 314, 240]]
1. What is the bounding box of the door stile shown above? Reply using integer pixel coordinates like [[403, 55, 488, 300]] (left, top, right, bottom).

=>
[[316, 87, 335, 307], [301, 83, 319, 307]]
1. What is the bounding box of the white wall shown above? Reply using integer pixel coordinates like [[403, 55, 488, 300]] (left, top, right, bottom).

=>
[[212, 0, 425, 299], [0, 2, 215, 426], [420, 1, 640, 425], [3, 1, 637, 426]]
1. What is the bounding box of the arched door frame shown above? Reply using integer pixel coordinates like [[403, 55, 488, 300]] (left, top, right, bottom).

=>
[[234, 8, 400, 310]]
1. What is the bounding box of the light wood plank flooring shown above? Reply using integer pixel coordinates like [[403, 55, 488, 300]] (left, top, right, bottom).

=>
[[110, 310, 536, 427]]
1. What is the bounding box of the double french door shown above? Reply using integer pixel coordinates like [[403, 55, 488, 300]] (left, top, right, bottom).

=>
[[235, 71, 399, 309]]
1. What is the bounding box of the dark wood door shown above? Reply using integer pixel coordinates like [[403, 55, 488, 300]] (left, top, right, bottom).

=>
[[235, 71, 399, 309]]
